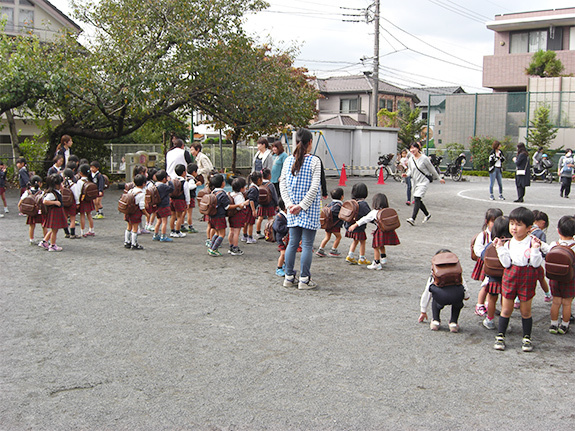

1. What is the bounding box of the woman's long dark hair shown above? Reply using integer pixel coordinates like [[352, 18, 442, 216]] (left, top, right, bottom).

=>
[[291, 128, 313, 175], [517, 143, 528, 156]]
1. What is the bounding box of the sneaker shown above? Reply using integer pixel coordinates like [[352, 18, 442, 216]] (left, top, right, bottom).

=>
[[29, 239, 36, 245], [297, 246, 302, 252], [298, 277, 318, 290], [405, 201, 411, 206], [85, 232, 95, 237], [358, 257, 371, 265], [4, 207, 8, 213], [246, 237, 257, 244], [380, 257, 387, 264], [558, 324, 569, 335], [499, 195, 505, 200], [549, 324, 559, 334], [65, 233, 70, 238], [328, 249, 341, 257], [207, 248, 222, 256], [430, 320, 440, 331], [139, 229, 150, 235], [514, 299, 520, 309], [483, 317, 496, 330], [170, 231, 178, 237], [366, 262, 383, 270], [188, 226, 198, 233], [94, 213, 104, 219], [70, 235, 79, 239], [422, 214, 432, 224], [131, 243, 144, 250], [176, 232, 186, 238], [180, 226, 189, 233], [240, 235, 247, 242], [522, 336, 533, 352], [276, 267, 285, 277], [256, 233, 266, 240], [283, 274, 298, 288], [230, 247, 244, 256], [315, 248, 327, 257], [474, 304, 487, 316], [494, 334, 506, 351], [153, 234, 161, 241], [489, 195, 495, 200], [205, 239, 211, 247], [124, 242, 132, 249], [345, 256, 358, 265], [48, 244, 62, 252], [146, 225, 155, 232], [0, 213, 3, 218], [449, 322, 459, 333], [38, 241, 49, 249], [160, 236, 173, 242], [406, 217, 415, 226], [544, 294, 553, 303]]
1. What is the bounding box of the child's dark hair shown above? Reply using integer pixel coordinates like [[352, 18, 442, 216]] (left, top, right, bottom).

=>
[[483, 208, 503, 229], [90, 160, 100, 169], [147, 167, 157, 180], [66, 161, 77, 172], [249, 170, 262, 184], [372, 193, 389, 210], [434, 248, 452, 255], [330, 187, 343, 200], [68, 155, 79, 164], [175, 164, 186, 177], [532, 210, 549, 229], [508, 206, 534, 227], [134, 174, 146, 187], [187, 163, 198, 175], [133, 164, 147, 177], [63, 168, 75, 179], [79, 158, 89, 166], [277, 197, 286, 212], [53, 154, 64, 164], [78, 163, 92, 178], [0, 160, 4, 166], [30, 175, 42, 189], [491, 216, 511, 239], [16, 157, 26, 165], [232, 176, 246, 192], [45, 173, 62, 193], [262, 168, 271, 180], [351, 182, 368, 200], [155, 169, 167, 182], [209, 173, 225, 190], [557, 216, 575, 238]]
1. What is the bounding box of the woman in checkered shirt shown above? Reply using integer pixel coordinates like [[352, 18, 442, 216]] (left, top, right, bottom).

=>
[[279, 128, 322, 290]]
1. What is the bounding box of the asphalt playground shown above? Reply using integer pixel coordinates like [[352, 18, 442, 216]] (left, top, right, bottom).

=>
[[1, 175, 575, 430]]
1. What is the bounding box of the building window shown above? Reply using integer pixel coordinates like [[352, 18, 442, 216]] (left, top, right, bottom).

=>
[[18, 7, 33, 28], [340, 98, 359, 114], [510, 28, 563, 53], [0, 6, 14, 31], [422, 112, 428, 120]]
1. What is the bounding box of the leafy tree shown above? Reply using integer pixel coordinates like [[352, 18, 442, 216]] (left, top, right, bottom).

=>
[[469, 136, 514, 171], [526, 50, 565, 77], [379, 102, 425, 150], [526, 105, 558, 151], [444, 142, 465, 163]]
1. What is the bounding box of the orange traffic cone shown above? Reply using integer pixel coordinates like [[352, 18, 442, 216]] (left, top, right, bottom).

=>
[[338, 164, 347, 186], [377, 166, 385, 185]]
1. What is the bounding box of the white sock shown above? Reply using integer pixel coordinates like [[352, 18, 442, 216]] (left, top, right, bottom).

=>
[[125, 230, 131, 243], [562, 321, 570, 327], [132, 232, 138, 246], [551, 319, 559, 326]]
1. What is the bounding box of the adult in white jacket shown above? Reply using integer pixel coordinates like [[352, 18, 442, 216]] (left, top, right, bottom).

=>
[[252, 137, 273, 173]]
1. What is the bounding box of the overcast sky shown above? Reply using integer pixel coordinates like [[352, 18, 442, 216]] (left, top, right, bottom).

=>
[[50, 0, 574, 93]]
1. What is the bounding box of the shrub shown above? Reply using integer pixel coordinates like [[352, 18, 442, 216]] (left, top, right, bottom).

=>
[[469, 136, 514, 171]]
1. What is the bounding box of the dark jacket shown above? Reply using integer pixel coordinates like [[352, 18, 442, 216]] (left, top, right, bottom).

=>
[[515, 152, 531, 187]]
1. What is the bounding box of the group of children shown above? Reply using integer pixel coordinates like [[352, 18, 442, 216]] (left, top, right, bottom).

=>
[[14, 156, 107, 251], [420, 205, 575, 353]]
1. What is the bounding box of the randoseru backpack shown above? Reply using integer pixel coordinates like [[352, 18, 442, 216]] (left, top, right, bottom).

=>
[[320, 205, 335, 230], [264, 219, 275, 242], [431, 252, 463, 287], [471, 231, 488, 261], [61, 186, 74, 208], [338, 200, 359, 223], [170, 178, 183, 198], [124, 182, 135, 193], [199, 191, 221, 216], [545, 245, 575, 282], [258, 184, 272, 206], [145, 184, 161, 209], [118, 191, 142, 215], [483, 242, 505, 278], [82, 181, 99, 201], [376, 208, 400, 232], [18, 190, 43, 216]]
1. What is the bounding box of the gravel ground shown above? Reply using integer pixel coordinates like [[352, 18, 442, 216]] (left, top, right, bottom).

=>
[[1, 175, 575, 430]]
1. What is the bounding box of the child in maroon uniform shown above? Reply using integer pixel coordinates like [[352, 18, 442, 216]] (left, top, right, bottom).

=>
[[493, 207, 542, 352], [316, 188, 344, 258], [41, 174, 68, 252], [19, 175, 46, 245], [207, 174, 230, 257], [124, 174, 148, 250], [152, 170, 175, 242], [227, 176, 249, 256]]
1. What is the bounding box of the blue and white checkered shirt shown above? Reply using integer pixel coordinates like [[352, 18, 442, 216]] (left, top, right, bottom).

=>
[[280, 154, 321, 230]]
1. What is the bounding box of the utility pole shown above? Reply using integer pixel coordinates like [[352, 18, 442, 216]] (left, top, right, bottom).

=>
[[370, 0, 380, 127]]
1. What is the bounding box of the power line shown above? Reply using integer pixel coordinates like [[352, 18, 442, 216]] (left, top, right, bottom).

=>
[[426, 0, 486, 24]]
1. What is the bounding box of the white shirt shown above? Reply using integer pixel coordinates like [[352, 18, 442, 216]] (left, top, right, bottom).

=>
[[129, 186, 146, 210], [166, 147, 188, 179], [496, 235, 543, 268], [231, 191, 246, 205], [356, 209, 378, 227], [73, 177, 88, 204], [473, 228, 491, 258]]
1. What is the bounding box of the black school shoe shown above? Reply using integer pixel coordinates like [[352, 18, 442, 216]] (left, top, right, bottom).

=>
[[131, 243, 144, 250]]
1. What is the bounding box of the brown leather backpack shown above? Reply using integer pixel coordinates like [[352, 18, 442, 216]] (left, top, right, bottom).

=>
[[145, 184, 161, 209], [546, 245, 575, 282], [18, 191, 43, 216], [199, 191, 222, 216], [118, 191, 142, 215], [61, 187, 74, 208], [320, 205, 335, 230], [338, 200, 359, 223], [258, 184, 272, 206], [82, 181, 99, 201], [431, 252, 463, 287], [471, 231, 488, 261], [376, 208, 400, 232], [483, 242, 505, 278], [264, 219, 275, 242], [170, 178, 183, 198]]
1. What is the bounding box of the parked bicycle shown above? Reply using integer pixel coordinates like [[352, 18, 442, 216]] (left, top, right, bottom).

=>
[[429, 153, 466, 182], [375, 154, 402, 182]]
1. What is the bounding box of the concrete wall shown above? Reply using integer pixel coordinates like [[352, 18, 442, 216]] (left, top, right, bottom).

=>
[[302, 126, 399, 176]]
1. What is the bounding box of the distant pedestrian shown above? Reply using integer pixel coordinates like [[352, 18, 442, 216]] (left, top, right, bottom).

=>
[[558, 148, 574, 198], [488, 140, 505, 201], [513, 143, 530, 203]]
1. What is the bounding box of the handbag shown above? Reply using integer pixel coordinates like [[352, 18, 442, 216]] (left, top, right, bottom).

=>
[[516, 169, 526, 176]]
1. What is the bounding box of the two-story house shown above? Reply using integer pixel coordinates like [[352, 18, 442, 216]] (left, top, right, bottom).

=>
[[313, 75, 419, 127]]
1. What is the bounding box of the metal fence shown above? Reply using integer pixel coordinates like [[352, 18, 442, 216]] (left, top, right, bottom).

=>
[[427, 91, 575, 150]]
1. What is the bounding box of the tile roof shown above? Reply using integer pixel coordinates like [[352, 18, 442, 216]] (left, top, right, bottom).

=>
[[311, 115, 370, 127], [405, 86, 465, 107], [315, 76, 418, 99]]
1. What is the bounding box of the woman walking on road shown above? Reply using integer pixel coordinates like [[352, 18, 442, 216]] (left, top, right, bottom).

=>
[[279, 128, 322, 290], [513, 143, 530, 203], [403, 142, 444, 226], [488, 140, 505, 201], [558, 148, 574, 198]]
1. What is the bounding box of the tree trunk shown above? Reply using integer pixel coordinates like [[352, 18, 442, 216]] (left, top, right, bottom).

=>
[[6, 110, 21, 162]]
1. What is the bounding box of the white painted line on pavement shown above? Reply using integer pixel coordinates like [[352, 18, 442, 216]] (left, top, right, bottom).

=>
[[457, 190, 575, 210]]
